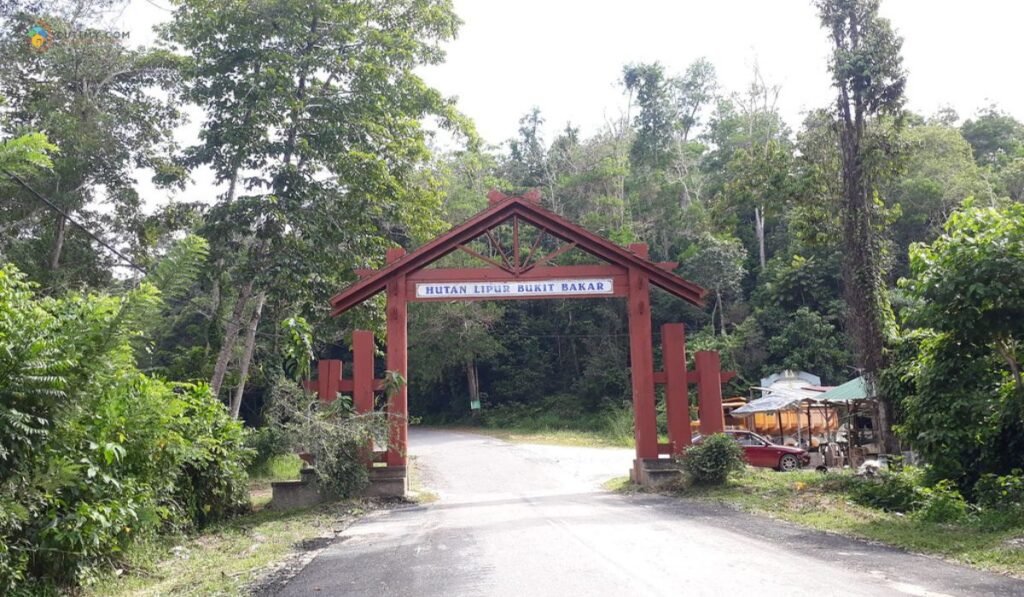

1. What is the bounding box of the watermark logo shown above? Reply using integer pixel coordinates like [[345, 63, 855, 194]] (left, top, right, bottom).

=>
[[27, 20, 52, 52]]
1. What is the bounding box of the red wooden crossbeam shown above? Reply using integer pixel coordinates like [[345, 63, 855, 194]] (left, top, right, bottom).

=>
[[651, 369, 736, 386], [302, 376, 387, 395]]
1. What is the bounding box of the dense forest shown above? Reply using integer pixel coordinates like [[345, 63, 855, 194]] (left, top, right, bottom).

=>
[[2, 0, 1024, 591]]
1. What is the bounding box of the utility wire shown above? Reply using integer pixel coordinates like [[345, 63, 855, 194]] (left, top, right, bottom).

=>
[[3, 169, 147, 274]]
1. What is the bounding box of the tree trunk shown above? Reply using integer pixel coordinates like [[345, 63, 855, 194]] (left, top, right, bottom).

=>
[[754, 206, 766, 270], [875, 395, 897, 453], [230, 291, 266, 419], [997, 339, 1024, 396], [717, 290, 728, 337], [466, 359, 480, 415], [210, 279, 254, 397], [467, 360, 478, 402], [709, 292, 719, 337], [282, 16, 318, 167], [50, 214, 66, 270]]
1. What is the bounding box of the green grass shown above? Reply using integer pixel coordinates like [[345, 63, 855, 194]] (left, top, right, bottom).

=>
[[458, 426, 633, 448], [87, 488, 372, 596], [463, 399, 638, 447], [633, 468, 1024, 577], [407, 455, 439, 504], [248, 453, 304, 481], [601, 475, 633, 492]]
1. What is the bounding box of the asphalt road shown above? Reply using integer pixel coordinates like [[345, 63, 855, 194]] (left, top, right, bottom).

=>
[[279, 428, 1024, 597]]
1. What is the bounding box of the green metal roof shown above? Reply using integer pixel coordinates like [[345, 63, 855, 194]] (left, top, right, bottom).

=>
[[817, 376, 873, 402]]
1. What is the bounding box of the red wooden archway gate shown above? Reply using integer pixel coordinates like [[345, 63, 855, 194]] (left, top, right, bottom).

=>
[[315, 191, 732, 494]]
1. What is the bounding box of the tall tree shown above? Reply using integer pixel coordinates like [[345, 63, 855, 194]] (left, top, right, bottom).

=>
[[885, 120, 994, 278], [623, 63, 675, 171], [505, 108, 550, 192], [0, 1, 182, 289], [960, 106, 1024, 167], [816, 0, 906, 451], [163, 0, 471, 410]]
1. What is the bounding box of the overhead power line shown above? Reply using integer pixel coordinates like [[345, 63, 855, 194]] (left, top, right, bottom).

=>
[[3, 169, 147, 274]]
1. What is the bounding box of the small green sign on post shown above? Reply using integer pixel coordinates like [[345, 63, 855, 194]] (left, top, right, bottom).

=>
[[470, 399, 481, 411]]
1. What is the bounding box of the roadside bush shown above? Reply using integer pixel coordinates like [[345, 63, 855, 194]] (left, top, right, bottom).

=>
[[169, 385, 252, 528], [683, 433, 745, 485], [264, 377, 389, 498], [315, 412, 386, 498], [0, 265, 251, 592], [914, 480, 969, 523], [974, 471, 1024, 512], [849, 470, 922, 513]]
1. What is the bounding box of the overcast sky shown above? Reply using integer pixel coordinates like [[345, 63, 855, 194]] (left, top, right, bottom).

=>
[[118, 0, 1024, 207]]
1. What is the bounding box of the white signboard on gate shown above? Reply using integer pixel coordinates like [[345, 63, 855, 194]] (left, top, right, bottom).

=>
[[414, 278, 614, 299]]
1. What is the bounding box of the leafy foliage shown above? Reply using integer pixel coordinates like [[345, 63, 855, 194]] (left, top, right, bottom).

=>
[[262, 378, 388, 498], [0, 264, 250, 591], [683, 433, 745, 485], [0, 132, 56, 177], [974, 472, 1024, 513], [914, 479, 969, 523], [900, 201, 1024, 486], [0, 6, 183, 289], [848, 469, 922, 512]]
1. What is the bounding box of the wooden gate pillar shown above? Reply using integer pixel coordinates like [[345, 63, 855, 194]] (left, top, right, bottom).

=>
[[627, 262, 659, 462], [304, 359, 342, 403], [696, 351, 726, 435], [385, 247, 408, 467], [351, 331, 375, 413], [661, 323, 691, 455]]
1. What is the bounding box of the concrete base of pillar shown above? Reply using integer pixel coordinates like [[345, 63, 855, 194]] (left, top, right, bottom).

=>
[[630, 458, 683, 488], [271, 468, 323, 509], [363, 465, 408, 498]]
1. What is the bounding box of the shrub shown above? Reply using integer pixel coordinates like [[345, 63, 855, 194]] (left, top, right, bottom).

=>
[[974, 471, 1024, 512], [0, 265, 252, 591], [914, 479, 969, 523], [263, 377, 389, 498], [169, 385, 252, 528], [315, 412, 386, 498], [849, 470, 922, 512], [682, 433, 745, 485]]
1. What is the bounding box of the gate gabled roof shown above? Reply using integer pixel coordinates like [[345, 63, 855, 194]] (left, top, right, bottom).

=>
[[330, 192, 707, 315]]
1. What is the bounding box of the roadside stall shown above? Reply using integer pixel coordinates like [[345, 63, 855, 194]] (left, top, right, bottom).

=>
[[816, 376, 880, 468], [730, 393, 805, 445]]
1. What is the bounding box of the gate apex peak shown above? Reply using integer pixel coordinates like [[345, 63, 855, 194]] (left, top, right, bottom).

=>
[[486, 188, 542, 206], [521, 189, 542, 204], [486, 189, 509, 205]]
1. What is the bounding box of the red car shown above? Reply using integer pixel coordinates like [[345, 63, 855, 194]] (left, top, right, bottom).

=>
[[692, 430, 809, 471]]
